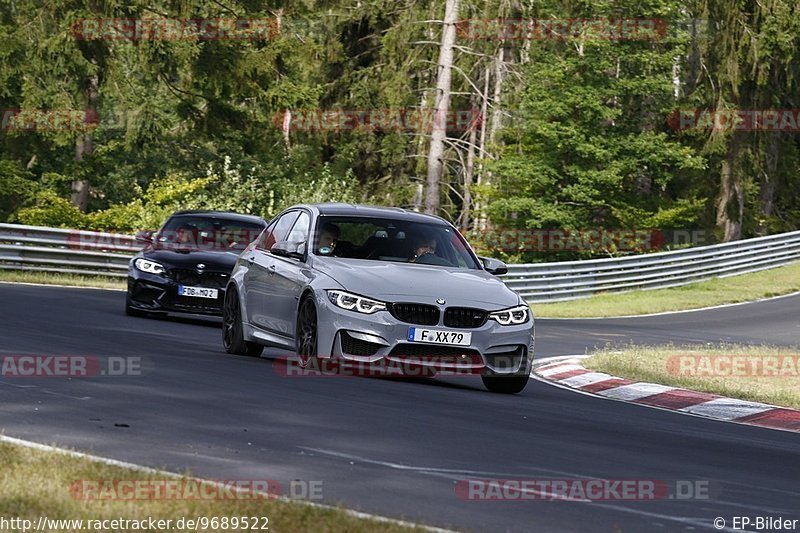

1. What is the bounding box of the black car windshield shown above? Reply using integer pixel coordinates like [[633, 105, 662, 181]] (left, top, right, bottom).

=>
[[312, 216, 480, 269], [155, 215, 264, 251]]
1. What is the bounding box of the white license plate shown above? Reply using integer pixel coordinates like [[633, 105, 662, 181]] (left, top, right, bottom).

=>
[[408, 327, 472, 346], [178, 285, 219, 299]]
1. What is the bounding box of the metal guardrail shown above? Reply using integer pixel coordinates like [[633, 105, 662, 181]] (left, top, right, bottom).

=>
[[501, 230, 800, 301], [1, 223, 799, 301], [0, 223, 139, 278]]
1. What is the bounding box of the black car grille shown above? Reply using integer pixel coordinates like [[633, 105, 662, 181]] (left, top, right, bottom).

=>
[[169, 269, 229, 289], [443, 307, 487, 328], [388, 343, 483, 365], [389, 303, 440, 325], [340, 331, 383, 357]]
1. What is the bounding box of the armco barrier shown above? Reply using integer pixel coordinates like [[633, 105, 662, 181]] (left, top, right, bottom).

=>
[[1, 223, 799, 301]]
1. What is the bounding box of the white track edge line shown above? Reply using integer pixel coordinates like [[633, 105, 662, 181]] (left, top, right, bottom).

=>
[[0, 434, 456, 533], [535, 290, 800, 320]]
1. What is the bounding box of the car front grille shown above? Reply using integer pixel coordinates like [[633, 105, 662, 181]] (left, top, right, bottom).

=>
[[388, 343, 484, 365], [389, 303, 440, 325], [443, 307, 487, 328], [169, 269, 229, 289], [340, 331, 383, 357]]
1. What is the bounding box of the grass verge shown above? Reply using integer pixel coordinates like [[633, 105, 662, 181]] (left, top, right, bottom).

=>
[[531, 262, 800, 318], [0, 440, 421, 533], [0, 270, 126, 290], [583, 345, 800, 409]]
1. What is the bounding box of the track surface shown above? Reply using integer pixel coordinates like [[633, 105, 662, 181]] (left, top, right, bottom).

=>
[[1, 284, 798, 532]]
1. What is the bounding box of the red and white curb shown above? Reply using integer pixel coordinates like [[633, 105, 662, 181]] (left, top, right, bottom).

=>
[[533, 356, 800, 433]]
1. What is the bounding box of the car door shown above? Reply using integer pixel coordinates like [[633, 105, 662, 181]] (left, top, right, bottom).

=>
[[267, 211, 313, 339], [243, 211, 299, 333]]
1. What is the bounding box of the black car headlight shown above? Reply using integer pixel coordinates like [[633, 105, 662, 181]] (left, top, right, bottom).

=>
[[326, 290, 387, 314], [134, 258, 166, 275], [489, 304, 530, 325]]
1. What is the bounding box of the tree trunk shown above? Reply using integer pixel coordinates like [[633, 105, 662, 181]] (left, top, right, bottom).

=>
[[72, 71, 99, 212], [424, 0, 459, 215], [459, 90, 479, 231], [715, 132, 744, 241], [757, 132, 780, 235]]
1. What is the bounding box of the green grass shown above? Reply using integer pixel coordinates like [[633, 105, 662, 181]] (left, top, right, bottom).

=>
[[0, 270, 126, 290], [584, 344, 800, 409], [0, 440, 422, 533], [531, 262, 800, 318]]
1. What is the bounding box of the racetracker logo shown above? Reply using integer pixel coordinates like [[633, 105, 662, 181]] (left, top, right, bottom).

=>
[[0, 356, 145, 377], [71, 18, 280, 40], [456, 18, 667, 41], [69, 479, 323, 501], [272, 108, 482, 133], [667, 109, 800, 131], [1, 109, 99, 131], [667, 355, 800, 377], [272, 356, 487, 377], [455, 479, 711, 501]]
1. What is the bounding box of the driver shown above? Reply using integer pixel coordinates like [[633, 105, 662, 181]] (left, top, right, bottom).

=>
[[409, 231, 450, 266], [317, 223, 340, 255]]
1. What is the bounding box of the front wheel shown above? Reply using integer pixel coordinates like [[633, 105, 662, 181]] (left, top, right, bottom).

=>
[[481, 355, 532, 394], [223, 287, 263, 357], [296, 296, 318, 367]]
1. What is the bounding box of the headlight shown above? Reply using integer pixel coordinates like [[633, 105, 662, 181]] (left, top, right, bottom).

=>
[[326, 290, 386, 314], [134, 258, 166, 275], [489, 304, 530, 325]]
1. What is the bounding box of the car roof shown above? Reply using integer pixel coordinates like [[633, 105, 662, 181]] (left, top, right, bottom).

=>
[[295, 203, 449, 225], [168, 210, 267, 226]]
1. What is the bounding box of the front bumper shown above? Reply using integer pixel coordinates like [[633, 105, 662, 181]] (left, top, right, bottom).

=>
[[314, 293, 534, 375], [127, 269, 229, 316]]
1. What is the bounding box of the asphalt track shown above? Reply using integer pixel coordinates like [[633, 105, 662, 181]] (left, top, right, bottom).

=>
[[0, 283, 798, 532]]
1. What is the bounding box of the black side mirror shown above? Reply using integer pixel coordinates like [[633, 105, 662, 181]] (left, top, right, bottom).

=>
[[135, 230, 153, 244], [271, 241, 305, 260], [480, 256, 508, 276]]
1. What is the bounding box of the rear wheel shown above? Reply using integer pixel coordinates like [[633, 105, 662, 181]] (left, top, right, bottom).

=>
[[223, 287, 263, 357], [296, 296, 318, 367]]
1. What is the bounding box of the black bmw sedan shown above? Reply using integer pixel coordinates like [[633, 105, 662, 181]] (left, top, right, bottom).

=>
[[126, 210, 267, 317]]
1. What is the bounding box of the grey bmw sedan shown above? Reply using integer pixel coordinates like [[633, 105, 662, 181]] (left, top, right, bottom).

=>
[[222, 203, 534, 393]]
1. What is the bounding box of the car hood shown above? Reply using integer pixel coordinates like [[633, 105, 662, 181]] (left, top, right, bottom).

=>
[[313, 258, 520, 309], [142, 249, 241, 271]]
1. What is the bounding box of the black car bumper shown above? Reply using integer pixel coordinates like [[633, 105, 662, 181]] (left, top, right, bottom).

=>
[[127, 269, 230, 316]]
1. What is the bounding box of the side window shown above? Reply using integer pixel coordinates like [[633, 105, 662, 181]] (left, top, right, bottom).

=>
[[286, 212, 310, 244], [258, 211, 299, 251]]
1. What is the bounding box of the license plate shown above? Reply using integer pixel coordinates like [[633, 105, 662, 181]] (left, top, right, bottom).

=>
[[408, 327, 472, 346], [178, 285, 219, 299]]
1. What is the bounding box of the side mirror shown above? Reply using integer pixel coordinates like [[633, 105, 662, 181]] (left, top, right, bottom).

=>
[[480, 256, 508, 276], [271, 241, 305, 260], [135, 230, 153, 244]]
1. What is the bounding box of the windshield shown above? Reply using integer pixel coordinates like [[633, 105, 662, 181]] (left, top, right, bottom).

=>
[[155, 215, 264, 251], [312, 216, 480, 269]]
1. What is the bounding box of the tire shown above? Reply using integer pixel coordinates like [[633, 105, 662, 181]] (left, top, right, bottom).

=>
[[481, 373, 530, 394], [296, 296, 318, 367], [125, 294, 147, 317], [223, 287, 263, 357], [481, 355, 532, 394]]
